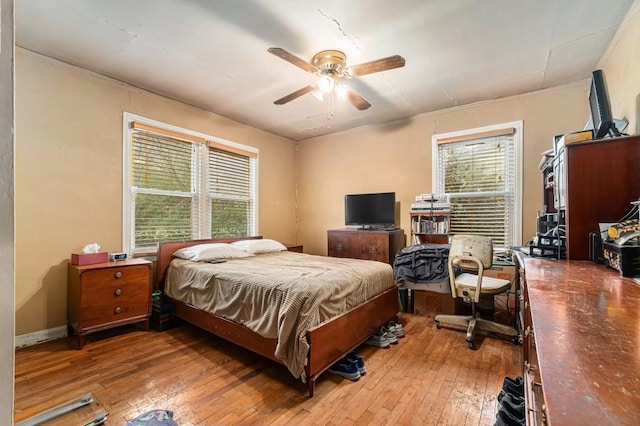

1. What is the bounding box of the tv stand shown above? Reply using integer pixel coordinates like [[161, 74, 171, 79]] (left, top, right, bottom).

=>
[[327, 228, 405, 264]]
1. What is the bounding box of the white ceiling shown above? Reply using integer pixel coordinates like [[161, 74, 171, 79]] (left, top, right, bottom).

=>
[[15, 0, 635, 141]]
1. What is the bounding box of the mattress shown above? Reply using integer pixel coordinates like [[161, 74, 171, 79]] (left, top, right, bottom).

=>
[[164, 251, 395, 378]]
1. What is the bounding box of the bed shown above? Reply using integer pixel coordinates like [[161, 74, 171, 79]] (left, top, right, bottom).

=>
[[156, 236, 400, 397]]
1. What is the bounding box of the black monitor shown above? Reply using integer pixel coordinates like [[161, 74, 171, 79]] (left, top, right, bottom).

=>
[[589, 70, 621, 139]]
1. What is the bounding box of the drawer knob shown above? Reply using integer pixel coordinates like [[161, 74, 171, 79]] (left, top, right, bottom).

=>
[[114, 307, 122, 314], [114, 271, 123, 279], [114, 288, 122, 297], [369, 247, 378, 252]]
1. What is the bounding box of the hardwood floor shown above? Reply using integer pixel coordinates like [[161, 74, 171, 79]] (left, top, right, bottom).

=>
[[14, 313, 521, 425]]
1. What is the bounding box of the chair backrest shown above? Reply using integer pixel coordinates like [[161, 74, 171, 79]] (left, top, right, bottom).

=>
[[449, 234, 494, 270], [447, 235, 494, 300]]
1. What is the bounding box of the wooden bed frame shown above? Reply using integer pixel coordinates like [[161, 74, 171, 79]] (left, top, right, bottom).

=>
[[156, 236, 400, 397]]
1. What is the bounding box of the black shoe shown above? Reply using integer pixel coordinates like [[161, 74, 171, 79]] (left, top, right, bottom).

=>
[[503, 376, 524, 391], [495, 405, 525, 426], [498, 388, 525, 404], [500, 394, 525, 421], [497, 379, 525, 402], [504, 378, 524, 396]]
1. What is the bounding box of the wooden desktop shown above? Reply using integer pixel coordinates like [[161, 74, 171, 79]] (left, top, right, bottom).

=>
[[513, 252, 640, 425]]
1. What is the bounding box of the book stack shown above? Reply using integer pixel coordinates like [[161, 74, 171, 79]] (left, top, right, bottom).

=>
[[412, 218, 448, 234], [411, 193, 450, 212]]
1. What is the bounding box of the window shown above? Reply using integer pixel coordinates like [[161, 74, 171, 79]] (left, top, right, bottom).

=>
[[432, 121, 522, 248], [123, 113, 257, 254]]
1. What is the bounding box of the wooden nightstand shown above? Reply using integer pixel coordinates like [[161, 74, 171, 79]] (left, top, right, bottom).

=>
[[67, 258, 152, 349], [284, 243, 303, 253]]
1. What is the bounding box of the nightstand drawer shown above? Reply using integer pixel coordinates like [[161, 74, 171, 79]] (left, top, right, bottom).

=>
[[81, 264, 149, 289], [80, 280, 149, 327]]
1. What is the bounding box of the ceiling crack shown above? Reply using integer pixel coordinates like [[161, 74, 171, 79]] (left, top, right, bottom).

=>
[[317, 9, 362, 53]]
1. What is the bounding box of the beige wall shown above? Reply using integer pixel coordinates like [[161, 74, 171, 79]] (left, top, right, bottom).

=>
[[296, 83, 591, 255], [15, 49, 297, 335], [600, 0, 640, 135]]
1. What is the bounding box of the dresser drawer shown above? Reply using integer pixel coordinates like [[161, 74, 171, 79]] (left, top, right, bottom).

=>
[[328, 231, 358, 258], [358, 234, 387, 262]]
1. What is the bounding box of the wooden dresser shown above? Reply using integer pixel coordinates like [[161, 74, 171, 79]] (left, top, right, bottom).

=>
[[513, 253, 640, 425], [67, 258, 152, 349], [327, 228, 405, 264]]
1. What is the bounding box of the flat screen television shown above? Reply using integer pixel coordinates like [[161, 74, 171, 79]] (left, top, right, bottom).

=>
[[589, 69, 621, 139], [345, 192, 396, 229]]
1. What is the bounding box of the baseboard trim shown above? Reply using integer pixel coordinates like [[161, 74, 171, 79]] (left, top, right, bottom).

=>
[[15, 325, 68, 349]]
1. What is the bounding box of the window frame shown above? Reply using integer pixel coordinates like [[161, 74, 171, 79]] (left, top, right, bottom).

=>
[[122, 112, 259, 254], [431, 120, 523, 248]]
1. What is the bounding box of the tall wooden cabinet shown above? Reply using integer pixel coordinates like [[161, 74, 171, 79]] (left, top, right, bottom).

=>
[[560, 135, 640, 259], [327, 229, 405, 264]]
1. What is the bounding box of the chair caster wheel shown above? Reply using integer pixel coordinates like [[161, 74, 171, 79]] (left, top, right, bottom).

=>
[[467, 340, 476, 350], [435, 320, 441, 329]]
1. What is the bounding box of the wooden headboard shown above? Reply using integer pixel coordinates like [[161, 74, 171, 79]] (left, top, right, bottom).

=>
[[156, 236, 262, 292]]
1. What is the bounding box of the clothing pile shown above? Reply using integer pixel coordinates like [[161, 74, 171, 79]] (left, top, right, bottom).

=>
[[392, 243, 451, 284]]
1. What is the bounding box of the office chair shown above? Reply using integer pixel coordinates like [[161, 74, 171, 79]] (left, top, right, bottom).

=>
[[434, 234, 518, 350]]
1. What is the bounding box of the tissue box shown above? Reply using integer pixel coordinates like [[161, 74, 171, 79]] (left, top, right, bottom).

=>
[[71, 252, 109, 266]]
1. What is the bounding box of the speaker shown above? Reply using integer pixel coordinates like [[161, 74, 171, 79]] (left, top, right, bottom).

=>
[[589, 231, 604, 264]]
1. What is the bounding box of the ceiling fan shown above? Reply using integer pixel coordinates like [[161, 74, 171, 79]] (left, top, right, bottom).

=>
[[268, 47, 405, 110]]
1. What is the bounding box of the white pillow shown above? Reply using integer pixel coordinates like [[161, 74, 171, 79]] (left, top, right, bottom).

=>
[[231, 239, 287, 254], [173, 243, 252, 261]]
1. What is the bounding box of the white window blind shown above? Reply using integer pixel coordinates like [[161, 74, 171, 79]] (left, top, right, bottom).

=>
[[207, 147, 256, 238], [131, 131, 199, 251], [434, 122, 522, 248], [124, 114, 258, 254]]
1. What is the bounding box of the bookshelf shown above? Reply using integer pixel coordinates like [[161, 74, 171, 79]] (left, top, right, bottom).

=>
[[410, 211, 449, 245]]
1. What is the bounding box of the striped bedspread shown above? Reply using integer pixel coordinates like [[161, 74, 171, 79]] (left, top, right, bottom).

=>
[[164, 251, 395, 379]]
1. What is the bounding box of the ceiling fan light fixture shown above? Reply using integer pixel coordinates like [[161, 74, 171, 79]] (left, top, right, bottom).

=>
[[269, 47, 405, 111], [317, 74, 335, 93], [335, 83, 348, 99]]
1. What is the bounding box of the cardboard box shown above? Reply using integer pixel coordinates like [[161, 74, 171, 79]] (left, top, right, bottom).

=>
[[413, 290, 456, 317], [485, 262, 517, 301], [71, 252, 108, 266], [484, 263, 516, 281]]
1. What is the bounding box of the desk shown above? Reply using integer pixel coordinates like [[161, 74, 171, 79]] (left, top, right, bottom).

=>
[[514, 255, 640, 425]]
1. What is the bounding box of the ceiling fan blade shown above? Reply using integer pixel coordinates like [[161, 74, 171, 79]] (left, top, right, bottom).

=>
[[346, 87, 371, 110], [268, 47, 318, 73], [274, 84, 316, 105], [345, 55, 406, 77]]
